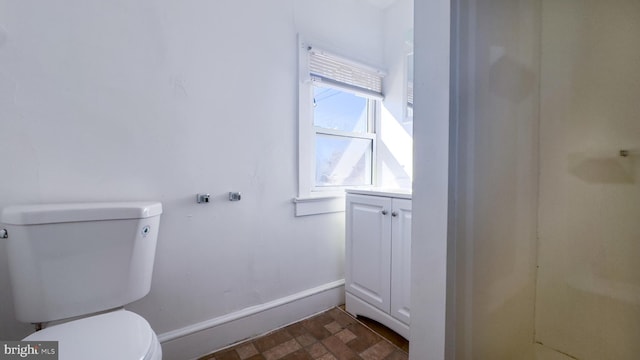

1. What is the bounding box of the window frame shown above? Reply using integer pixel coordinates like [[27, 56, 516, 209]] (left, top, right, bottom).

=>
[[295, 38, 384, 216], [311, 83, 378, 192]]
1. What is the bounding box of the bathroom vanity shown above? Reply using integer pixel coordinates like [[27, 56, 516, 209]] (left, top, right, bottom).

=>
[[345, 189, 411, 339]]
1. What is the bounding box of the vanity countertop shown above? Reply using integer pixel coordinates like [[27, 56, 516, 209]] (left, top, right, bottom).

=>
[[345, 188, 412, 200]]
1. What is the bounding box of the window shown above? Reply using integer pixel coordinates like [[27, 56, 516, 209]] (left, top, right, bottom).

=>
[[406, 49, 414, 123], [313, 86, 375, 188], [295, 39, 385, 215]]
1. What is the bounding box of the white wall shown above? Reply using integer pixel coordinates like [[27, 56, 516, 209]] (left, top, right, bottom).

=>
[[379, 0, 414, 189], [536, 1, 640, 358], [410, 0, 450, 358], [0, 0, 385, 356], [447, 0, 540, 358]]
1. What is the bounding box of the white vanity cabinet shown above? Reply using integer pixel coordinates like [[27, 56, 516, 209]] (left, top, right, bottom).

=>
[[345, 190, 411, 339]]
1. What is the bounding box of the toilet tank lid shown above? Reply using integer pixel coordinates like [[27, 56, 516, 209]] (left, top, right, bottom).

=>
[[1, 201, 162, 225]]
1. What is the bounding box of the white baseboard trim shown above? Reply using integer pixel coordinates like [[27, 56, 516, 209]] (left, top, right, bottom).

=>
[[158, 279, 345, 360]]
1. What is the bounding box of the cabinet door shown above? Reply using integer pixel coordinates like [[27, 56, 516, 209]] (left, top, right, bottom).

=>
[[345, 194, 392, 313], [390, 198, 412, 324]]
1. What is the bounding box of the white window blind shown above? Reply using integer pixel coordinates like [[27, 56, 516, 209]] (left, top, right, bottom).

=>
[[308, 48, 384, 99]]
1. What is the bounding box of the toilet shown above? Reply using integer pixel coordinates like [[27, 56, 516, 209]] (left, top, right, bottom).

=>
[[1, 202, 163, 360]]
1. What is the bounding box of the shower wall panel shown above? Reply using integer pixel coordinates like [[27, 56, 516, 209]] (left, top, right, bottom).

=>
[[537, 1, 640, 358]]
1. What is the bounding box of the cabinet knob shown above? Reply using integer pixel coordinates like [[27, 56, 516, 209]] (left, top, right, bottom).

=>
[[391, 211, 398, 217], [381, 210, 388, 215]]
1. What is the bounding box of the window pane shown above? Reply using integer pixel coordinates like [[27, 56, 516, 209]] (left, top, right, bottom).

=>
[[313, 86, 368, 133], [315, 134, 372, 187]]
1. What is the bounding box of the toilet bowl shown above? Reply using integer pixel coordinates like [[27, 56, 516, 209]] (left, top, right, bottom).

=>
[[1, 202, 164, 360], [23, 310, 162, 360]]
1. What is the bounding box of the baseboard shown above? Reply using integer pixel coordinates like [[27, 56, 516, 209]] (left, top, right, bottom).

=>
[[158, 279, 345, 360]]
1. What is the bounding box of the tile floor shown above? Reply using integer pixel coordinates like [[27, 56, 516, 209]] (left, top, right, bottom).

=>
[[198, 306, 409, 360]]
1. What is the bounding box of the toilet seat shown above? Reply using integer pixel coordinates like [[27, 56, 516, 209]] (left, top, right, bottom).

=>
[[23, 310, 162, 360]]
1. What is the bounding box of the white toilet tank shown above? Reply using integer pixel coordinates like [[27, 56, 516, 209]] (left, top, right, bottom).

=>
[[1, 202, 162, 324]]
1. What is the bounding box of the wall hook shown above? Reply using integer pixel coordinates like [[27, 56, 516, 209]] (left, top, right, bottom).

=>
[[197, 194, 210, 203]]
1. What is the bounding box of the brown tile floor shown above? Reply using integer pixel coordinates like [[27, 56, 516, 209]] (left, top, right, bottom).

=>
[[198, 306, 409, 360], [353, 316, 409, 354]]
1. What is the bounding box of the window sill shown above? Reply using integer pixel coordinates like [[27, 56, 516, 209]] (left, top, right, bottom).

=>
[[293, 195, 346, 216]]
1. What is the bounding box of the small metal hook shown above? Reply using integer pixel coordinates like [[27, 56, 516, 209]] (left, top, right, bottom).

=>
[[1, 229, 7, 239], [620, 150, 630, 157]]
